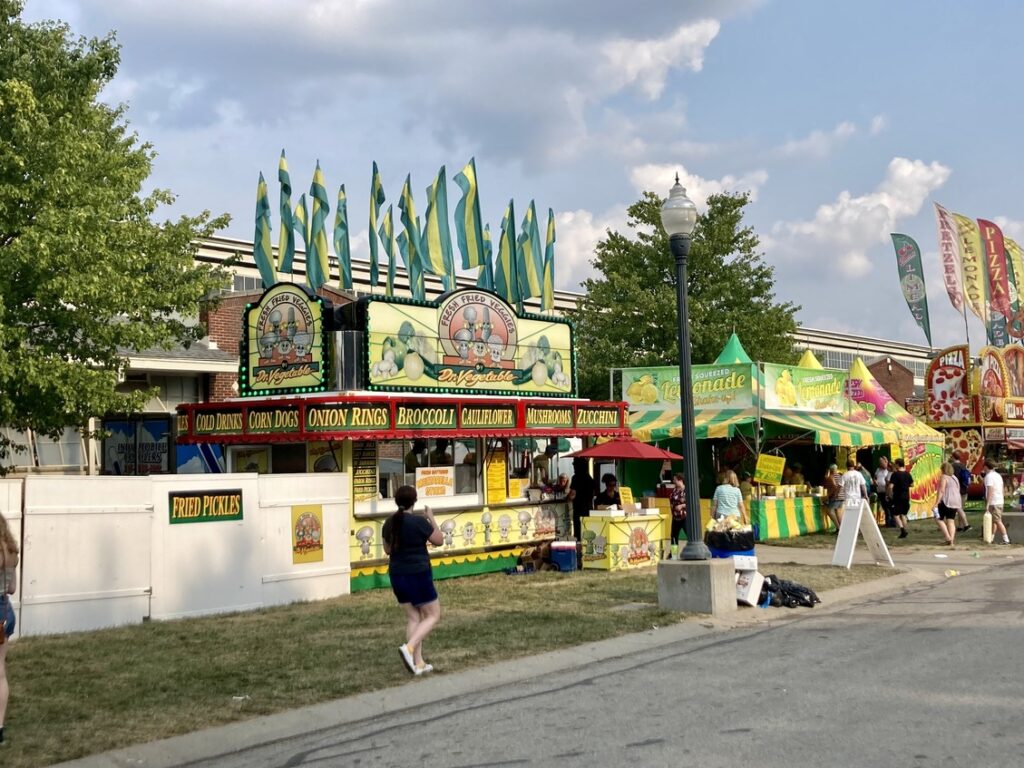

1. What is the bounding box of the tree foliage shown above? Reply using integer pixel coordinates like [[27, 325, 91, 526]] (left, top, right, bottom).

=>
[[0, 1, 231, 460], [574, 191, 800, 400]]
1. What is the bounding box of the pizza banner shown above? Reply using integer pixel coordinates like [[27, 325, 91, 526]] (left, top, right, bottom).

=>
[[925, 345, 976, 425]]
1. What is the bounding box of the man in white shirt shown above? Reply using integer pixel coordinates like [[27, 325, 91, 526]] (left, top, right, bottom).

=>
[[840, 459, 867, 507], [983, 459, 1011, 545], [874, 457, 892, 527]]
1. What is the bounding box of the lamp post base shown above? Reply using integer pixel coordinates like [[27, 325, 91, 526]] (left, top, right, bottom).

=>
[[680, 539, 712, 561], [657, 558, 737, 616]]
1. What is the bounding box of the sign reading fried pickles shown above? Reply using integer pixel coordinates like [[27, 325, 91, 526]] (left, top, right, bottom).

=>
[[241, 283, 329, 397], [305, 403, 390, 431], [364, 288, 576, 397], [169, 490, 243, 524]]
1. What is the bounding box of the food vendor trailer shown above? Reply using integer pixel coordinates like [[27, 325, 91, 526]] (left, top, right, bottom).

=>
[[177, 283, 630, 590]]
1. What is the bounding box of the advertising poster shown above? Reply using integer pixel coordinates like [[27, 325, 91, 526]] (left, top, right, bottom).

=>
[[978, 346, 1009, 423], [365, 288, 574, 397], [234, 447, 270, 473], [621, 364, 754, 412], [415, 466, 455, 498], [292, 504, 324, 564], [763, 364, 846, 412], [925, 345, 976, 425], [754, 454, 786, 485], [103, 420, 136, 475], [137, 418, 171, 474], [307, 441, 344, 473]]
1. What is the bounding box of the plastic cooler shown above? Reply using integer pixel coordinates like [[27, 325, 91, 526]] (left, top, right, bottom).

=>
[[550, 541, 578, 572]]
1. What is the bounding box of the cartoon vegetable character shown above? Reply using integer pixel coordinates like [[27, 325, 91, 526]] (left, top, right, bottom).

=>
[[517, 509, 532, 537], [355, 526, 374, 558], [439, 519, 457, 548], [481, 511, 492, 544]]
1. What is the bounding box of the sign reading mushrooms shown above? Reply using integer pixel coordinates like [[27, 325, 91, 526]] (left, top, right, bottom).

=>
[[364, 288, 575, 397]]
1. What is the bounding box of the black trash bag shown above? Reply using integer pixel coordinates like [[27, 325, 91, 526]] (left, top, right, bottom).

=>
[[704, 529, 756, 552], [761, 574, 821, 609]]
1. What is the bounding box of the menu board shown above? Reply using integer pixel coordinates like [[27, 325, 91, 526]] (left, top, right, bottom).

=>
[[754, 454, 785, 485], [619, 486, 635, 508], [486, 447, 508, 505], [352, 441, 379, 501]]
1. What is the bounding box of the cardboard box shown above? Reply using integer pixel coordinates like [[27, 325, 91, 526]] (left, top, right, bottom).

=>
[[731, 555, 758, 571], [641, 497, 658, 509], [735, 570, 764, 606]]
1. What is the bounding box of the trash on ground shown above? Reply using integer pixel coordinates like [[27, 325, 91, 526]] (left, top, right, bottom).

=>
[[933, 554, 948, 558], [944, 569, 959, 577]]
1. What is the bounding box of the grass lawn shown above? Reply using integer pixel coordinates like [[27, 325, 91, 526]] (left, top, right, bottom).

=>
[[4, 564, 894, 767], [767, 508, 1022, 550]]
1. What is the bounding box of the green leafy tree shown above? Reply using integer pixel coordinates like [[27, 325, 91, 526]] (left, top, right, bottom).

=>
[[574, 191, 799, 400], [0, 1, 231, 466]]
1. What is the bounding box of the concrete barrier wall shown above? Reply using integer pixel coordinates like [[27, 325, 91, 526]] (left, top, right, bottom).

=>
[[14, 473, 349, 636]]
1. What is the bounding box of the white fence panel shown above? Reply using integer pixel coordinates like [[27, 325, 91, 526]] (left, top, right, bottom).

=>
[[257, 474, 351, 606], [21, 477, 152, 635], [0, 479, 23, 639]]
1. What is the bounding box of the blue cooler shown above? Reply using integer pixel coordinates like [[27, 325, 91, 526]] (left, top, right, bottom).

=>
[[550, 541, 578, 572]]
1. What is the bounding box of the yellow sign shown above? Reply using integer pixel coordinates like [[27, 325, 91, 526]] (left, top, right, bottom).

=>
[[416, 466, 455, 498], [234, 447, 269, 473], [754, 454, 786, 485], [365, 288, 575, 397], [619, 486, 635, 508], [242, 283, 329, 397], [307, 441, 343, 473], [291, 505, 324, 563], [486, 447, 508, 504]]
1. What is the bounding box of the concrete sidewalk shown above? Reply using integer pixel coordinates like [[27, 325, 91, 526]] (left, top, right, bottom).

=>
[[55, 542, 1020, 768]]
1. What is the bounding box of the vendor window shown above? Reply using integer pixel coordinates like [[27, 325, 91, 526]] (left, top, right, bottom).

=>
[[376, 439, 480, 501]]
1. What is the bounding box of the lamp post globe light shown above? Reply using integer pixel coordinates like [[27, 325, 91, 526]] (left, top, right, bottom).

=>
[[660, 176, 710, 561]]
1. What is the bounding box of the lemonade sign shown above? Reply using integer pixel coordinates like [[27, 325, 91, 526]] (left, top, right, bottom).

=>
[[622, 365, 754, 412], [754, 454, 786, 485], [763, 364, 846, 413]]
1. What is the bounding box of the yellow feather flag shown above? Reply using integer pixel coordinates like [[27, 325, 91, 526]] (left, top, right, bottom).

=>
[[952, 212, 987, 322]]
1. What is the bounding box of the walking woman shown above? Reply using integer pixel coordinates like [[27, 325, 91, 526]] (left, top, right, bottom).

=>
[[382, 485, 443, 676], [668, 473, 687, 557], [937, 462, 962, 546], [0, 511, 18, 744]]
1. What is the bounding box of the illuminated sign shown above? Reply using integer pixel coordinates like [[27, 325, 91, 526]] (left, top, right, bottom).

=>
[[246, 406, 302, 434], [169, 490, 243, 524], [621, 364, 755, 411], [575, 406, 621, 428], [365, 288, 575, 397], [395, 404, 458, 430], [194, 410, 244, 436], [240, 283, 330, 397]]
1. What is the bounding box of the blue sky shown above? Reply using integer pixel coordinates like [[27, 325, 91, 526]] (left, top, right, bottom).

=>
[[23, 0, 1024, 349]]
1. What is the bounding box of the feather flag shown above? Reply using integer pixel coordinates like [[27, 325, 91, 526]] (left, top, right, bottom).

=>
[[252, 172, 277, 288], [398, 175, 427, 296], [542, 208, 556, 311], [454, 157, 485, 271], [890, 234, 932, 346], [333, 184, 352, 290], [933, 203, 963, 313], [277, 150, 295, 274], [979, 218, 1011, 346], [378, 205, 396, 297], [307, 162, 331, 291], [397, 230, 425, 300], [294, 193, 310, 256], [477, 223, 494, 291], [1006, 237, 1024, 338], [369, 162, 386, 288], [516, 201, 544, 299], [421, 166, 455, 290], [494, 200, 521, 308], [952, 212, 987, 323]]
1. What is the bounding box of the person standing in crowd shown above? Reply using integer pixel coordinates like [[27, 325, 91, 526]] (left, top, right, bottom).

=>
[[874, 456, 893, 527], [887, 458, 913, 539], [951, 452, 972, 533], [0, 511, 20, 744], [937, 462, 963, 546], [382, 486, 443, 675], [668, 473, 687, 555], [823, 463, 843, 533], [568, 457, 595, 542], [711, 469, 746, 520], [594, 473, 622, 508], [840, 459, 867, 510], [983, 459, 1011, 545], [789, 463, 805, 488], [738, 471, 754, 509]]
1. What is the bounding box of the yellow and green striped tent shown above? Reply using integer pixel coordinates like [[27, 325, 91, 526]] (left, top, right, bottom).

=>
[[759, 409, 899, 447], [628, 407, 758, 442]]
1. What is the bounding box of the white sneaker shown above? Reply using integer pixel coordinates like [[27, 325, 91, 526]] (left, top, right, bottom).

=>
[[415, 663, 434, 675], [399, 644, 416, 673]]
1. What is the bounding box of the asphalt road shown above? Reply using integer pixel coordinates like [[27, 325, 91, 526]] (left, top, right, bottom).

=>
[[175, 559, 1024, 768]]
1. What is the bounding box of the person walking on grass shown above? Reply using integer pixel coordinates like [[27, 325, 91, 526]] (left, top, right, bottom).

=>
[[840, 459, 868, 511], [887, 458, 913, 538], [382, 485, 444, 675], [951, 452, 973, 533], [937, 462, 962, 546], [0, 511, 19, 745], [983, 459, 1011, 545], [874, 456, 893, 527]]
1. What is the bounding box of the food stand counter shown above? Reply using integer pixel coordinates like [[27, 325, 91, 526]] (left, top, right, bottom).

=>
[[581, 510, 667, 570], [749, 494, 832, 541]]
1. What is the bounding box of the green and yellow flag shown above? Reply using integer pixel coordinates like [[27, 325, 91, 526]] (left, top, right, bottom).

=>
[[307, 163, 331, 291], [477, 222, 494, 291], [952, 212, 987, 323], [454, 157, 484, 271], [397, 229, 425, 300], [277, 150, 295, 273], [422, 166, 455, 291], [333, 184, 352, 290], [516, 201, 544, 299], [542, 208, 556, 311], [369, 162, 386, 288], [253, 172, 276, 288], [294, 193, 310, 255], [398, 175, 426, 295], [494, 200, 521, 308], [378, 205, 396, 297]]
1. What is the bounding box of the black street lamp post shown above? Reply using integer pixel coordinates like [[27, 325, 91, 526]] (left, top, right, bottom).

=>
[[661, 176, 710, 560]]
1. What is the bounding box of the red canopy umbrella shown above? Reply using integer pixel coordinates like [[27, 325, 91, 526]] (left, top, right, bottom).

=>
[[566, 436, 682, 461]]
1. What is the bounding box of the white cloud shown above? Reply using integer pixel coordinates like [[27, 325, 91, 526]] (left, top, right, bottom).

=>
[[628, 163, 768, 210], [776, 121, 856, 159], [869, 114, 887, 135], [602, 20, 721, 99], [770, 157, 951, 277], [554, 207, 630, 290], [993, 217, 1024, 242]]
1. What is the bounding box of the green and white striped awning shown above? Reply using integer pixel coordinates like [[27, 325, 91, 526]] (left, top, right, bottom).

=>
[[760, 410, 899, 447], [628, 407, 757, 443]]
